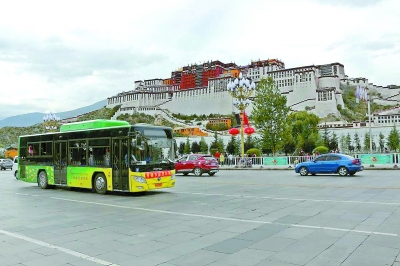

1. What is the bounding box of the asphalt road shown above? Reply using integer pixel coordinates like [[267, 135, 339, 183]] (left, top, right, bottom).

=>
[[1, 169, 400, 266]]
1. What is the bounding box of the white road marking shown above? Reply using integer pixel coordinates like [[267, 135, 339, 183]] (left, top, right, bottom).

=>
[[173, 191, 400, 206], [0, 229, 120, 266], [49, 196, 398, 237]]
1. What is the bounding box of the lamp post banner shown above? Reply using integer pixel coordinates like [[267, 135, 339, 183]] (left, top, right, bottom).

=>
[[358, 154, 392, 164], [263, 157, 288, 166]]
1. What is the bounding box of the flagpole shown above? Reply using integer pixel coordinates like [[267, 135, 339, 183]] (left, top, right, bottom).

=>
[[367, 90, 373, 154]]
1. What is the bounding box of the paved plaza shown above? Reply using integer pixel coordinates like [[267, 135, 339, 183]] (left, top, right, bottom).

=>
[[1, 169, 400, 265]]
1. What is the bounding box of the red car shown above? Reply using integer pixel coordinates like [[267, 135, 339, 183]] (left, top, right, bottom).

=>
[[175, 154, 219, 176]]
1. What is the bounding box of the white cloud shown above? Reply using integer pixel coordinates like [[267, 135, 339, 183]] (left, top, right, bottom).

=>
[[0, 0, 399, 120]]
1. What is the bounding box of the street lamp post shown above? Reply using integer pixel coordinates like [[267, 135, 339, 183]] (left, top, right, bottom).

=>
[[226, 73, 255, 157]]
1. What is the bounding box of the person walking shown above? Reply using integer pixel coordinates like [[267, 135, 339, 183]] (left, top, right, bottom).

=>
[[219, 152, 225, 166], [228, 153, 233, 166]]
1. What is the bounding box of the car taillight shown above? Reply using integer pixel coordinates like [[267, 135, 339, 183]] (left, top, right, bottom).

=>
[[352, 159, 359, 165]]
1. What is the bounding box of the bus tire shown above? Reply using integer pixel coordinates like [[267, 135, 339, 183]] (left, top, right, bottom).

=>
[[14, 170, 18, 180], [94, 173, 107, 195], [38, 171, 49, 189]]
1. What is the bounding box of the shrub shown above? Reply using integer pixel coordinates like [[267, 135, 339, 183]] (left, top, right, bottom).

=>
[[246, 148, 261, 157], [313, 146, 329, 154]]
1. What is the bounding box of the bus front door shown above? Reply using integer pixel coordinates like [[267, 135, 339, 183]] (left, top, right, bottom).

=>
[[54, 141, 67, 185], [112, 138, 129, 191]]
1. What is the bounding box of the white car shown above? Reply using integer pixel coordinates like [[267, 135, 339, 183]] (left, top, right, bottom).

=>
[[12, 156, 18, 179], [0, 158, 13, 170]]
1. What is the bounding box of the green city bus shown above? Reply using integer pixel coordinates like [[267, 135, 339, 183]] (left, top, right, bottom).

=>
[[16, 119, 176, 194]]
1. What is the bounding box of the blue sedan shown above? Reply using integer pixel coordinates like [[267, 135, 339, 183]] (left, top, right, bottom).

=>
[[295, 154, 363, 176]]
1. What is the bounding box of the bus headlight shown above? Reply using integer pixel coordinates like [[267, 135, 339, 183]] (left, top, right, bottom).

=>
[[134, 176, 146, 183], [170, 174, 175, 180]]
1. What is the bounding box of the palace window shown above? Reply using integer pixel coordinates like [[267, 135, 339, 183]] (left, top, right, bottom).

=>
[[318, 91, 333, 101]]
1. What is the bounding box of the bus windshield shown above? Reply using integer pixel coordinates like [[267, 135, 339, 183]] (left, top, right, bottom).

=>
[[130, 129, 173, 167]]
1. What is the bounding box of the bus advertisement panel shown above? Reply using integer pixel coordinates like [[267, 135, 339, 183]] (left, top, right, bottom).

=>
[[16, 120, 176, 194]]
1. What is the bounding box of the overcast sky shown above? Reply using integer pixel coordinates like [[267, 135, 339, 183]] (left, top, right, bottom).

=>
[[0, 0, 399, 120]]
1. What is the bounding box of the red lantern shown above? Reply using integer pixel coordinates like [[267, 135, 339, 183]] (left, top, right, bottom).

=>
[[244, 127, 255, 135], [228, 128, 239, 135]]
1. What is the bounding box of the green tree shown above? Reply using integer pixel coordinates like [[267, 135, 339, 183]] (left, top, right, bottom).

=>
[[329, 132, 339, 151], [184, 137, 191, 154], [363, 133, 370, 152], [286, 111, 320, 151], [178, 142, 185, 155], [321, 124, 331, 147], [339, 135, 346, 153], [209, 132, 223, 154], [252, 77, 290, 155], [226, 135, 238, 155], [388, 126, 400, 152], [244, 135, 255, 152], [345, 133, 352, 152], [199, 137, 209, 153], [191, 141, 200, 153], [354, 133, 361, 152], [379, 132, 385, 152]]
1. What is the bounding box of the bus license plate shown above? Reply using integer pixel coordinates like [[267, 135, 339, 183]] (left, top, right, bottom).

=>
[[155, 183, 162, 188]]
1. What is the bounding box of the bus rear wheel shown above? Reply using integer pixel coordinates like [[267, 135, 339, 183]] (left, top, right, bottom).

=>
[[94, 174, 107, 195], [38, 171, 49, 189]]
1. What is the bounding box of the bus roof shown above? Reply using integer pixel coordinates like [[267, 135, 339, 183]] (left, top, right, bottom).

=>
[[60, 119, 130, 132]]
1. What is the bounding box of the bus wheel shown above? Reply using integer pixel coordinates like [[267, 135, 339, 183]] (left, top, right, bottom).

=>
[[14, 170, 18, 180], [94, 174, 107, 195], [38, 171, 49, 189]]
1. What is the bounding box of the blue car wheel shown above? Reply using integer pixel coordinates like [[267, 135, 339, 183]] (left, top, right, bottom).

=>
[[299, 166, 308, 176], [338, 166, 348, 176]]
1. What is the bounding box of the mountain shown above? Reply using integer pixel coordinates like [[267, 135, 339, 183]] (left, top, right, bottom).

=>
[[0, 100, 107, 128]]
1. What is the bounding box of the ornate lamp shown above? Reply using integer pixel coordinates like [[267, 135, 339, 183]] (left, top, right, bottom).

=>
[[226, 73, 255, 156]]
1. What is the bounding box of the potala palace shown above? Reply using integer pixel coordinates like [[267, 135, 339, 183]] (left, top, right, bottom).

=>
[[106, 59, 400, 123]]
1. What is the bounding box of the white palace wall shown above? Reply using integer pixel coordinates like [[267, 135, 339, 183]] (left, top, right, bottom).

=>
[[162, 91, 235, 115]]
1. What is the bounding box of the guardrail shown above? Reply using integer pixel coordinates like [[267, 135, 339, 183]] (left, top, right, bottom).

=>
[[218, 153, 400, 169]]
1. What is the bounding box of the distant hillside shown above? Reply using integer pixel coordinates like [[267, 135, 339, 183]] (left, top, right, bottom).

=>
[[0, 100, 106, 128]]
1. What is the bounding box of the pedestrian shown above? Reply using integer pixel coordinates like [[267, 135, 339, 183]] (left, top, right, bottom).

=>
[[219, 152, 225, 166], [228, 153, 233, 166]]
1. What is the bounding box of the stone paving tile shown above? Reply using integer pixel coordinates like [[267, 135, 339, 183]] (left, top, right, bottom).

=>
[[363, 235, 400, 249], [255, 259, 301, 266], [31, 246, 61, 256], [0, 250, 45, 266], [214, 248, 275, 266], [305, 257, 341, 266], [204, 238, 255, 254], [235, 228, 285, 242], [157, 231, 202, 244], [262, 250, 313, 266], [21, 252, 79, 266], [60, 241, 110, 257], [341, 244, 399, 266], [249, 237, 298, 252], [67, 259, 105, 266], [271, 227, 315, 240], [168, 249, 226, 266], [274, 215, 310, 224], [315, 244, 358, 263], [119, 240, 169, 256], [334, 232, 368, 247], [284, 235, 337, 254], [96, 250, 138, 264]]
